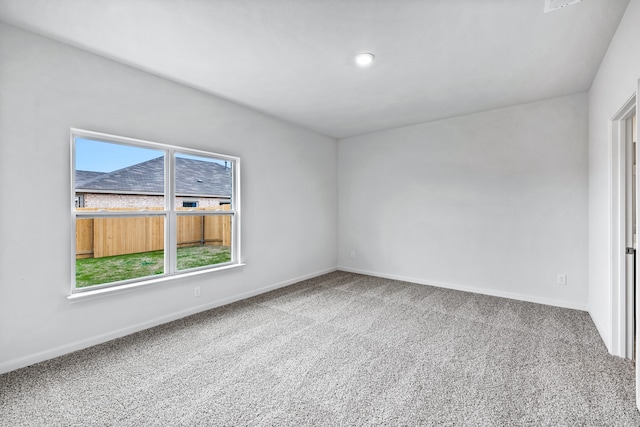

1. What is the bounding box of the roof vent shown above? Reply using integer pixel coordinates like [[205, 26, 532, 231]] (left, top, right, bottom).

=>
[[544, 0, 582, 13]]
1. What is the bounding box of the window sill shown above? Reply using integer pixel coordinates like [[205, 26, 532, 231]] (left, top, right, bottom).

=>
[[67, 263, 246, 302]]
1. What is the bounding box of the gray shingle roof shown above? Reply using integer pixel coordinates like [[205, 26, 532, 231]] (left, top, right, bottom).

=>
[[76, 157, 231, 197], [75, 170, 106, 186]]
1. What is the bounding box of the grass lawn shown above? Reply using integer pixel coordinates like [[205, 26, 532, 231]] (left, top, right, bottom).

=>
[[76, 245, 231, 288]]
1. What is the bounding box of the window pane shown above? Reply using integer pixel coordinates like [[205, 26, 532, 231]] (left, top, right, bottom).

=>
[[174, 153, 232, 211], [176, 214, 232, 270], [75, 138, 165, 210], [75, 216, 165, 288]]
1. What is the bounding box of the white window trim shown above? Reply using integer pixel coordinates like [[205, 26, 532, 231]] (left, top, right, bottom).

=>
[[67, 263, 246, 302], [69, 128, 242, 298]]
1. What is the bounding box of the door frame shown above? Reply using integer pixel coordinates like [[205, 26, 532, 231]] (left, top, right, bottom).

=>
[[636, 80, 640, 411], [611, 93, 636, 359]]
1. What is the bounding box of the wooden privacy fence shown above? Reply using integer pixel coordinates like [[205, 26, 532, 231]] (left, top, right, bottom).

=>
[[76, 206, 231, 259]]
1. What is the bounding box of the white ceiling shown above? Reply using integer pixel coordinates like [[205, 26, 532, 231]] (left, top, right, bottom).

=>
[[0, 0, 630, 138]]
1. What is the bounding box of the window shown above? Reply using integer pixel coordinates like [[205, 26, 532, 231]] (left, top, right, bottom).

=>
[[71, 129, 240, 293]]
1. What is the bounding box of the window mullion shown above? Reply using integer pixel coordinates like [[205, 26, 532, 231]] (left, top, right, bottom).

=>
[[167, 148, 176, 275]]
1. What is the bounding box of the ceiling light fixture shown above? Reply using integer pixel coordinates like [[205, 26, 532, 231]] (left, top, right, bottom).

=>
[[355, 53, 375, 67], [544, 0, 582, 13]]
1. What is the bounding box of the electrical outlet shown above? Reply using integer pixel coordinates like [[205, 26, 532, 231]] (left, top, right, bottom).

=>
[[350, 250, 356, 259], [194, 286, 201, 297], [557, 274, 567, 286]]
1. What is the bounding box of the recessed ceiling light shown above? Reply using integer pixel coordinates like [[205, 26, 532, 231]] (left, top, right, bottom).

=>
[[355, 53, 375, 67]]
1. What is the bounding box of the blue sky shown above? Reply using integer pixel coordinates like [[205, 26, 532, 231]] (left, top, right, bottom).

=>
[[75, 138, 228, 172]]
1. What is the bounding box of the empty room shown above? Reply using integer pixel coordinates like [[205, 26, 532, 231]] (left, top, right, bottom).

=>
[[2, 0, 640, 425]]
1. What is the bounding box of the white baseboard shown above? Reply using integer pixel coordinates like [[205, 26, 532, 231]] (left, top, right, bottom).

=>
[[338, 266, 588, 311], [0, 267, 337, 375]]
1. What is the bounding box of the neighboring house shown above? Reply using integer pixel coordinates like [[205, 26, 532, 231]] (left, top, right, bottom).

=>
[[75, 156, 231, 209]]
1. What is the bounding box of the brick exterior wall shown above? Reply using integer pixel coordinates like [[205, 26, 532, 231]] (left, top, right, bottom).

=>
[[80, 193, 224, 209], [176, 197, 223, 208]]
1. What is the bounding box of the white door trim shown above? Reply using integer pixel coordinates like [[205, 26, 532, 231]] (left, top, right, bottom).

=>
[[635, 80, 640, 412], [610, 93, 636, 359]]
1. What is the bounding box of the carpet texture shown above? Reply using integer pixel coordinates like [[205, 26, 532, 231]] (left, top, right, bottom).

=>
[[1, 271, 639, 426]]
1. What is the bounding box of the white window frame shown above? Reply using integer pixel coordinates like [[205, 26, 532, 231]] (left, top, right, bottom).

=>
[[69, 128, 242, 297]]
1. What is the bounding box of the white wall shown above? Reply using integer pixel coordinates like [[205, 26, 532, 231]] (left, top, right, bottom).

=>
[[339, 94, 588, 309], [0, 23, 338, 373], [588, 0, 640, 354]]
